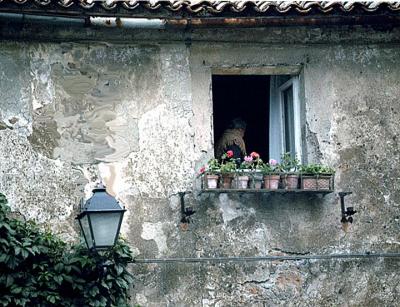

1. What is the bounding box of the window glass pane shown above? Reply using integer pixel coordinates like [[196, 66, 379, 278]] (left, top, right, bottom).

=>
[[283, 86, 295, 158]]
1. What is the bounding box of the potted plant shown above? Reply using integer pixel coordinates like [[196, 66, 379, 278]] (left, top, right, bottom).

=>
[[281, 152, 300, 190], [300, 164, 335, 190], [220, 151, 237, 189], [249, 152, 264, 189], [316, 165, 335, 190], [237, 155, 253, 189], [199, 158, 220, 189], [261, 159, 281, 190]]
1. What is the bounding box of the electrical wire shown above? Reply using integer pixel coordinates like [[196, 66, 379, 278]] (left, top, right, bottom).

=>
[[132, 253, 400, 264]]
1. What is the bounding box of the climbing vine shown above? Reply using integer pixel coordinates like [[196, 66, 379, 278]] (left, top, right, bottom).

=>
[[0, 193, 134, 307]]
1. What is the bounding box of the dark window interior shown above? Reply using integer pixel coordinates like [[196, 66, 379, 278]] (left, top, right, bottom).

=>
[[212, 75, 270, 160]]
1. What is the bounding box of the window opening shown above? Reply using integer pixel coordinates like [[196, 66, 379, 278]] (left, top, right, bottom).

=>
[[212, 74, 301, 163], [212, 75, 270, 160]]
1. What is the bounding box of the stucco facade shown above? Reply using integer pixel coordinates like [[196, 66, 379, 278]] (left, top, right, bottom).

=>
[[1, 18, 400, 306]]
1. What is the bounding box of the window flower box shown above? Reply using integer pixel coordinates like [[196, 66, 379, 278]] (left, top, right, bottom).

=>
[[299, 164, 335, 191], [198, 153, 334, 194]]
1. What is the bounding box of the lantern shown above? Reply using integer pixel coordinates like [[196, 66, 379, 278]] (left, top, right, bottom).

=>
[[77, 183, 126, 250]]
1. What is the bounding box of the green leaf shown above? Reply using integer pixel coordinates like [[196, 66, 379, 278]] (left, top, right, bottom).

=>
[[116, 265, 124, 276], [100, 280, 110, 289], [54, 275, 63, 285], [10, 286, 22, 294], [21, 249, 29, 259], [3, 224, 16, 235], [0, 253, 7, 263], [0, 238, 9, 246], [54, 263, 64, 272], [64, 274, 74, 282], [123, 274, 134, 284], [89, 286, 99, 297], [6, 275, 14, 287]]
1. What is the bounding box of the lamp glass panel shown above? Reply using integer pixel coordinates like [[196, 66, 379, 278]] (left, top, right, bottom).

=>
[[89, 212, 122, 247], [80, 214, 93, 249]]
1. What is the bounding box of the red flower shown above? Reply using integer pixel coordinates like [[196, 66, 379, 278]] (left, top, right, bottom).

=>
[[226, 150, 234, 158], [199, 166, 206, 174], [250, 152, 260, 159]]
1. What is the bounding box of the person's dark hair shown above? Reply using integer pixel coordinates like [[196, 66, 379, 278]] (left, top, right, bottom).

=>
[[229, 118, 246, 130]]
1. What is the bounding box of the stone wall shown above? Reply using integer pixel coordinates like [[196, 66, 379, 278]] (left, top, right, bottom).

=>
[[0, 25, 399, 306]]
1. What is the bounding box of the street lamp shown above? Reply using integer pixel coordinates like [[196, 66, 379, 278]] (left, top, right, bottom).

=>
[[76, 183, 126, 251]]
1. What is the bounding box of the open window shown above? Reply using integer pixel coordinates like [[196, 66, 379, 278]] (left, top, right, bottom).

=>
[[212, 74, 302, 162]]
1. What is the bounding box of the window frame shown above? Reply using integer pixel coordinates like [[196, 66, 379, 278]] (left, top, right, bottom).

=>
[[270, 75, 302, 163], [278, 77, 302, 161]]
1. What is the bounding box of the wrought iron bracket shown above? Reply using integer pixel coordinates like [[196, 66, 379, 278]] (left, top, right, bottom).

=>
[[339, 191, 357, 223]]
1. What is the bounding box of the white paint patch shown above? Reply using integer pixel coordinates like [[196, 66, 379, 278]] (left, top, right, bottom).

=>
[[218, 193, 241, 223], [30, 51, 55, 110], [135, 293, 147, 306], [103, 103, 139, 162], [97, 161, 133, 238], [141, 222, 167, 255], [98, 162, 112, 183], [383, 193, 391, 206], [79, 166, 99, 200], [31, 82, 43, 110]]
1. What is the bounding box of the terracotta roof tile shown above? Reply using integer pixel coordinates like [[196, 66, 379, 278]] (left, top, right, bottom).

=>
[[0, 1, 399, 15]]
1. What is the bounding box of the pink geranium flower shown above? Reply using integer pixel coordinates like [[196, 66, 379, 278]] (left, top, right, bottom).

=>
[[226, 150, 234, 158], [199, 166, 206, 174], [269, 159, 278, 166], [250, 152, 260, 159], [244, 156, 253, 162]]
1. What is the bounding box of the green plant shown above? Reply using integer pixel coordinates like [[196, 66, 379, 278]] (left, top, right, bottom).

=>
[[319, 165, 335, 175], [252, 158, 264, 171], [207, 158, 221, 173], [300, 164, 335, 175], [0, 193, 134, 307], [239, 152, 264, 171], [219, 150, 237, 174], [239, 158, 253, 171], [220, 160, 236, 173], [198, 159, 220, 176], [300, 164, 321, 175], [261, 158, 283, 174], [280, 152, 300, 173]]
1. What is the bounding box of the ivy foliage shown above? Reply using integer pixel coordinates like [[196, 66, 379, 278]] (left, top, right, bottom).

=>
[[0, 193, 134, 307]]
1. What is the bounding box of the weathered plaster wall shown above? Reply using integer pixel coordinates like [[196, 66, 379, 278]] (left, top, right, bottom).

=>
[[0, 25, 399, 306]]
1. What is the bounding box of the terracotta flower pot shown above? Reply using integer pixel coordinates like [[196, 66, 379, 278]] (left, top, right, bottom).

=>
[[221, 173, 235, 189], [205, 174, 219, 189], [263, 174, 280, 190], [237, 175, 249, 189], [317, 175, 332, 190], [282, 174, 299, 190], [301, 175, 317, 190]]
